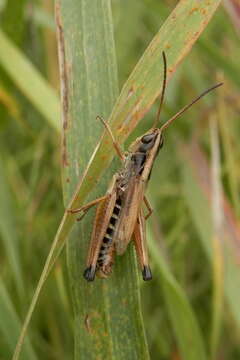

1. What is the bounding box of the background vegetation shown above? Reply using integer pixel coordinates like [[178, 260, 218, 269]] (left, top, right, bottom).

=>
[[0, 0, 240, 359]]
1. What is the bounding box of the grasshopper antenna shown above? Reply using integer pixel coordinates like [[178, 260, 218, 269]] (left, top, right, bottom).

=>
[[153, 51, 167, 128], [96, 115, 125, 161], [160, 82, 223, 132]]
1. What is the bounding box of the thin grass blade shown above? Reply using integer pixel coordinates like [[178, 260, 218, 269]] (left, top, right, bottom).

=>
[[0, 156, 24, 298], [209, 116, 224, 359], [181, 142, 240, 331], [0, 280, 37, 360], [148, 226, 207, 360], [0, 30, 60, 130]]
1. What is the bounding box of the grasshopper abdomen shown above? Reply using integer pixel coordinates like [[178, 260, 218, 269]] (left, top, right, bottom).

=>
[[83, 196, 123, 281]]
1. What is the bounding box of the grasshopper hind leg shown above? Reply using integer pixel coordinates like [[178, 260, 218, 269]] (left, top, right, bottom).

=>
[[134, 211, 153, 281], [83, 265, 96, 281]]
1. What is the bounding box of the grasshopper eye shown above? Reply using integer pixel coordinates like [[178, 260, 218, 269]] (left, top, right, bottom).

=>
[[139, 133, 157, 153], [141, 134, 155, 144]]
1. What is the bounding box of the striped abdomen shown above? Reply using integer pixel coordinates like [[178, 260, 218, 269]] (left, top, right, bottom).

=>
[[96, 197, 122, 278]]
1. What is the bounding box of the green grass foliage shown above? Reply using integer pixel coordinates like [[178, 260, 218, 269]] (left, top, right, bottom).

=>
[[0, 0, 240, 359]]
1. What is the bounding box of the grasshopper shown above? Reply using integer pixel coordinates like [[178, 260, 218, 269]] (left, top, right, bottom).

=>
[[70, 52, 222, 282]]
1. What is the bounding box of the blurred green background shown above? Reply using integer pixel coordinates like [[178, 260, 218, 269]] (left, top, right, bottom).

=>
[[1, 0, 240, 359]]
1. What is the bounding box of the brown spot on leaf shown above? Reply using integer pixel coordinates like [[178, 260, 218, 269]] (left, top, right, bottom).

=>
[[101, 154, 107, 161], [62, 136, 69, 166], [127, 86, 134, 100], [102, 331, 109, 337], [189, 7, 199, 15], [84, 314, 92, 334], [194, 31, 200, 39]]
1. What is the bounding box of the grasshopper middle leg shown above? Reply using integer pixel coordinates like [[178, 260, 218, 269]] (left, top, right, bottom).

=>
[[67, 195, 109, 221], [144, 196, 153, 220]]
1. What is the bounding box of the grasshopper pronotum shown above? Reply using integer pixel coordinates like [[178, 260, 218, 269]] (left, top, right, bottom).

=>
[[70, 52, 222, 282]]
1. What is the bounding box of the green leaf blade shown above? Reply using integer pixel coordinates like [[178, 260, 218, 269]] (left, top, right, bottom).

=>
[[58, 0, 149, 359]]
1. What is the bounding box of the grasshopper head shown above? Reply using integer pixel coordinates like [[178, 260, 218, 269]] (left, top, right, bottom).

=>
[[129, 128, 163, 154], [140, 129, 164, 153]]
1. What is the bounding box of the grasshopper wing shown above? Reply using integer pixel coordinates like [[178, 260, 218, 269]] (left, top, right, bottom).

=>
[[114, 176, 145, 255], [84, 175, 118, 281]]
